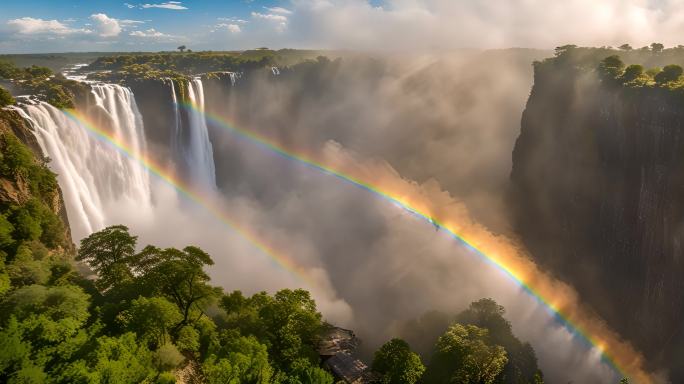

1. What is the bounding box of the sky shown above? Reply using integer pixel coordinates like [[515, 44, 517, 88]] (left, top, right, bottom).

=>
[[2, 0, 684, 53]]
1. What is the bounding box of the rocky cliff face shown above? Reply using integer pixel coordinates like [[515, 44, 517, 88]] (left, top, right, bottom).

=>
[[0, 109, 74, 253], [511, 59, 684, 380]]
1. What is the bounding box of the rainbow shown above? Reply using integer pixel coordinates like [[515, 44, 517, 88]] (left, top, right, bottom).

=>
[[181, 102, 651, 383], [62, 109, 318, 288]]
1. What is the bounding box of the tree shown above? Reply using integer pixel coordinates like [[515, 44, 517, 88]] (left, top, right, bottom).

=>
[[138, 245, 219, 328], [204, 331, 274, 384], [654, 64, 683, 84], [0, 86, 14, 107], [650, 42, 665, 53], [620, 64, 644, 83], [423, 324, 508, 384], [220, 289, 324, 371], [178, 45, 187, 53], [77, 225, 137, 291], [119, 296, 182, 348], [456, 299, 543, 384], [372, 338, 425, 384], [598, 55, 625, 82], [554, 45, 577, 57], [618, 44, 633, 51]]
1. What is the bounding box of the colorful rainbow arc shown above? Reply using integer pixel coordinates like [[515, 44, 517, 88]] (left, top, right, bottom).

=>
[[61, 109, 318, 289], [179, 102, 638, 382]]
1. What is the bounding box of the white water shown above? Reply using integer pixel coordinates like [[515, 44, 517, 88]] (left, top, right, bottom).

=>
[[166, 78, 182, 157], [17, 84, 152, 240], [184, 78, 217, 188]]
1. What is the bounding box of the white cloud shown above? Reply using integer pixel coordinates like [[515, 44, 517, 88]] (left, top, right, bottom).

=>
[[218, 17, 248, 24], [124, 2, 136, 9], [251, 12, 288, 32], [216, 23, 242, 33], [90, 13, 121, 37], [265, 6, 293, 15], [7, 17, 89, 35], [251, 12, 288, 23], [141, 1, 187, 10], [129, 28, 170, 37], [119, 19, 146, 26]]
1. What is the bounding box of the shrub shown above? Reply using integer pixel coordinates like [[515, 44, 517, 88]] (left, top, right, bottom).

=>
[[0, 86, 14, 107]]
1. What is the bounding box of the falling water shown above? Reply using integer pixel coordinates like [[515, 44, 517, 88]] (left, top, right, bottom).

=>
[[184, 78, 217, 188], [16, 84, 152, 240]]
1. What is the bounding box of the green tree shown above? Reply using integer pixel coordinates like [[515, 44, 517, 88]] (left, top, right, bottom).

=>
[[119, 296, 183, 348], [598, 55, 625, 82], [204, 331, 274, 384], [84, 333, 155, 383], [178, 45, 187, 53], [423, 324, 508, 384], [650, 42, 665, 52], [620, 64, 645, 83], [456, 299, 542, 384], [137, 245, 219, 328], [654, 64, 683, 84], [618, 44, 633, 51], [372, 338, 425, 384], [0, 86, 14, 107], [77, 225, 137, 291]]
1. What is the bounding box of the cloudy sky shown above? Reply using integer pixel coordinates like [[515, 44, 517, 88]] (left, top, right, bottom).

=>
[[2, 0, 684, 53]]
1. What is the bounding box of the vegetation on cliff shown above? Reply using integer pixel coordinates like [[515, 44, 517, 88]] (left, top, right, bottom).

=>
[[0, 60, 87, 109], [537, 44, 684, 93]]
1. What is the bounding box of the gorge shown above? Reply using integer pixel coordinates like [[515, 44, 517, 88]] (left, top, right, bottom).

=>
[[2, 47, 681, 383]]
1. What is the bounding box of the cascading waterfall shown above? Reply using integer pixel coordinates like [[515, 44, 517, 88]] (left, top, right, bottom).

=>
[[166, 78, 182, 157], [183, 78, 217, 188], [15, 84, 152, 240]]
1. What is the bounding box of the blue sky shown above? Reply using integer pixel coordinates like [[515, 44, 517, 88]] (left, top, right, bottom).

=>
[[0, 0, 294, 52], [1, 1, 683, 53]]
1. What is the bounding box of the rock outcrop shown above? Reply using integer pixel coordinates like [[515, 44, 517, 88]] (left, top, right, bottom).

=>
[[511, 54, 684, 380]]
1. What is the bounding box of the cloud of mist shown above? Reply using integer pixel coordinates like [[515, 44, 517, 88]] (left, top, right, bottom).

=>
[[204, 0, 684, 51], [194, 51, 654, 382]]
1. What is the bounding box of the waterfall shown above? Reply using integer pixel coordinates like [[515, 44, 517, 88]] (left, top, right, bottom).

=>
[[166, 78, 182, 157], [16, 84, 152, 240], [184, 78, 217, 188]]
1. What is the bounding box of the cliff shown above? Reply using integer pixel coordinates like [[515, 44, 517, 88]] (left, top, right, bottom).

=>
[[511, 51, 684, 381], [0, 108, 74, 254]]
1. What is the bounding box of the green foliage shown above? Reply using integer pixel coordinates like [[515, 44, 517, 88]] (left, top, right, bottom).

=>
[[618, 44, 633, 51], [136, 245, 219, 327], [176, 325, 201, 352], [220, 288, 324, 371], [372, 338, 425, 384], [0, 86, 14, 107], [87, 51, 276, 78], [119, 296, 182, 347], [85, 333, 156, 383], [598, 55, 625, 82], [204, 331, 273, 384], [654, 64, 683, 85], [423, 324, 508, 384], [620, 64, 645, 84], [152, 342, 184, 372], [0, 60, 85, 108], [455, 299, 543, 384], [77, 225, 137, 291]]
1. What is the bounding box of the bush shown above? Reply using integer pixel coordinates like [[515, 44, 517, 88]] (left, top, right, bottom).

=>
[[0, 87, 14, 107], [620, 64, 644, 83], [654, 64, 683, 84]]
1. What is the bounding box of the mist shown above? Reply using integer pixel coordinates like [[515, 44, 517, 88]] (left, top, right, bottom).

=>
[[20, 49, 658, 382]]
